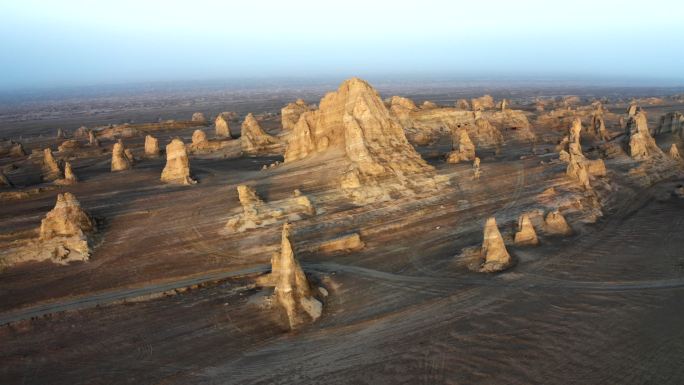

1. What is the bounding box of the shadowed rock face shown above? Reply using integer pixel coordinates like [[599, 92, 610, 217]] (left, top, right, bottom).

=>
[[215, 115, 232, 138], [479, 217, 511, 273], [241, 113, 281, 155], [0, 171, 12, 187], [54, 161, 78, 185], [284, 78, 437, 203], [161, 138, 196, 185], [514, 214, 539, 246], [88, 131, 100, 147], [273, 223, 322, 329], [282, 99, 313, 131], [111, 140, 132, 172], [144, 135, 160, 157]]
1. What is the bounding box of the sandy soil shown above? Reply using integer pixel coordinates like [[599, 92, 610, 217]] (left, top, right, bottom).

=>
[[1, 86, 684, 384]]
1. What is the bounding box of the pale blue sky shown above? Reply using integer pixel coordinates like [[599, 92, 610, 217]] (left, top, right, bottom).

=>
[[1, 0, 683, 90]]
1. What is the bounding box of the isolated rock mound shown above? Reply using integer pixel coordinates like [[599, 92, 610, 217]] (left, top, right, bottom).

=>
[[627, 111, 665, 161], [479, 217, 512, 272], [225, 186, 315, 232], [111, 140, 132, 172], [36, 193, 95, 264], [55, 162, 78, 185], [42, 148, 63, 181], [514, 214, 539, 246], [282, 99, 313, 130], [670, 144, 681, 160], [471, 95, 495, 111], [144, 135, 160, 157], [284, 78, 437, 203], [544, 210, 573, 236], [273, 223, 322, 329], [215, 114, 233, 138], [446, 130, 476, 163], [241, 113, 281, 155], [191, 112, 206, 123], [88, 131, 100, 147], [161, 138, 196, 185], [188, 128, 232, 154]]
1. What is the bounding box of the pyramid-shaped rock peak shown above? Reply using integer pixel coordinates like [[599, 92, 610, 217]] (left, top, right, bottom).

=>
[[284, 78, 435, 201], [39, 193, 95, 241], [479, 217, 512, 272], [273, 223, 322, 329]]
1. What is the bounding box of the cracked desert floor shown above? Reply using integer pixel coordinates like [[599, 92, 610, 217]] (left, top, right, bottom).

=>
[[2, 79, 684, 384]]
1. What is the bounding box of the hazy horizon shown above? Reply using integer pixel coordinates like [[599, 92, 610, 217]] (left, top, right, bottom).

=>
[[2, 0, 684, 92]]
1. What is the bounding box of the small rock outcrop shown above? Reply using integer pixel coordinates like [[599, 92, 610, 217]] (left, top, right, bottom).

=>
[[241, 113, 281, 155], [37, 193, 96, 264], [447, 130, 476, 163], [273, 223, 322, 329], [0, 140, 26, 157], [55, 162, 78, 185], [478, 217, 512, 273], [281, 99, 313, 130], [455, 99, 470, 110], [56, 128, 67, 139], [514, 214, 539, 246], [544, 210, 573, 236], [215, 114, 233, 138], [191, 112, 207, 123], [42, 148, 63, 181], [670, 144, 681, 160], [627, 111, 664, 160], [471, 95, 495, 111], [0, 171, 12, 187], [161, 138, 196, 185], [111, 140, 132, 172], [88, 131, 100, 147], [225, 186, 315, 232], [144, 135, 160, 157]]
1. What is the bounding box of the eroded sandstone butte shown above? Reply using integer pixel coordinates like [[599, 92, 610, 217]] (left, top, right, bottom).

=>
[[161, 138, 196, 185]]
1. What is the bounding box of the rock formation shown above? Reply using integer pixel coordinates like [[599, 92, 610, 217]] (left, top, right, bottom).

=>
[[591, 112, 610, 140], [58, 140, 80, 152], [447, 130, 476, 163], [473, 157, 482, 179], [388, 96, 418, 128], [88, 131, 100, 147], [273, 223, 322, 329], [627, 102, 639, 117], [225, 186, 315, 232], [284, 78, 437, 203], [514, 214, 539, 246], [42, 148, 63, 181], [56, 128, 67, 139], [0, 140, 25, 157], [191, 112, 206, 123], [455, 99, 470, 110], [111, 140, 132, 172], [316, 233, 365, 254], [0, 171, 12, 187], [144, 135, 160, 157], [478, 217, 512, 273], [241, 113, 281, 155], [421, 101, 438, 109], [36, 193, 95, 264], [282, 99, 313, 130], [161, 138, 196, 185], [484, 109, 536, 141], [73, 126, 89, 138], [670, 144, 681, 160], [657, 111, 684, 137], [471, 95, 495, 111], [627, 111, 664, 160], [544, 210, 573, 236], [191, 129, 208, 146], [55, 162, 78, 185], [215, 114, 233, 138]]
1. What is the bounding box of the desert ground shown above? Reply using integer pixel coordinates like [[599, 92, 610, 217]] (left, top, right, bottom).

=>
[[1, 78, 684, 384]]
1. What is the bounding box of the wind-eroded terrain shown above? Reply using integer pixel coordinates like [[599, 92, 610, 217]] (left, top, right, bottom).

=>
[[1, 79, 684, 384]]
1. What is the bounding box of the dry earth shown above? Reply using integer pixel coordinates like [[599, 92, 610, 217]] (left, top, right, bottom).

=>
[[1, 80, 684, 384]]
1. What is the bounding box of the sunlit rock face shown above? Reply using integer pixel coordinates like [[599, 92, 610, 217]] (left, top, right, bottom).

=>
[[161, 138, 196, 185], [241, 113, 281, 155], [284, 77, 439, 203]]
